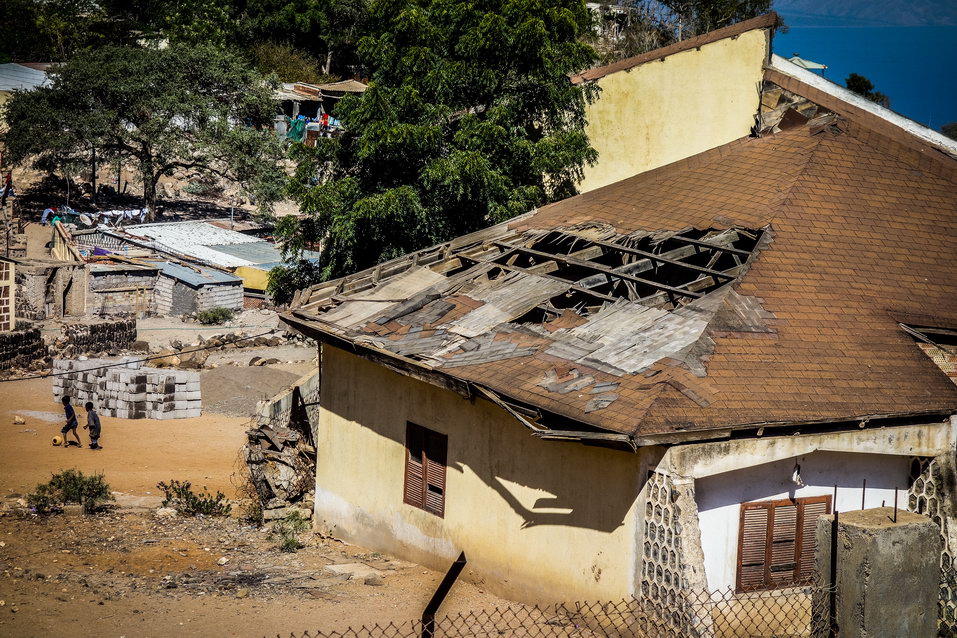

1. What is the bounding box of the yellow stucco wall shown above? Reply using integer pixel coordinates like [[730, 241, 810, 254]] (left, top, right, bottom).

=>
[[315, 344, 654, 603], [579, 28, 770, 193], [233, 265, 270, 292]]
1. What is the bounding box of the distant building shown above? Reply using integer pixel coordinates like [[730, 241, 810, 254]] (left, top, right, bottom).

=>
[[149, 260, 243, 316]]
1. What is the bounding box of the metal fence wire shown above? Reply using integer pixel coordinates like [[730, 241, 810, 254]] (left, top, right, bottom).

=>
[[268, 584, 834, 638]]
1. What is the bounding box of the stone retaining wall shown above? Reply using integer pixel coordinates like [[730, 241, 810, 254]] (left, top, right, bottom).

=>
[[0, 328, 48, 370]]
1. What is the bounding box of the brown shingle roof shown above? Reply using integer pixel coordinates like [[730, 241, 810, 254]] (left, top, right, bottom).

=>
[[286, 83, 957, 442]]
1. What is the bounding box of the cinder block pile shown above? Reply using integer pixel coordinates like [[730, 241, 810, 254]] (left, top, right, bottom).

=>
[[52, 358, 201, 419]]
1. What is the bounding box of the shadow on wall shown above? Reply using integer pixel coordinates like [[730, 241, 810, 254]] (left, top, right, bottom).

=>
[[321, 345, 646, 535], [695, 451, 912, 512]]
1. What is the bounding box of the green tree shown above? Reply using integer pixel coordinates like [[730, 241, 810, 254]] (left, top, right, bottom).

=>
[[244, 0, 370, 78], [251, 42, 327, 84], [2, 44, 286, 220], [846, 72, 890, 108], [275, 0, 598, 290]]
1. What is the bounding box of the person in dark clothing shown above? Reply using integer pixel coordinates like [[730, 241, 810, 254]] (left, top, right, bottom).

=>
[[83, 401, 102, 450], [60, 396, 81, 447]]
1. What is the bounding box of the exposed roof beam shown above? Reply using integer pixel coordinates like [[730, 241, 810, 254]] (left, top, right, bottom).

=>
[[493, 242, 704, 303]]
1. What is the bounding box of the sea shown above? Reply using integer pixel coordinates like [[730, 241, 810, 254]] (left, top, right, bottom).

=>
[[773, 24, 957, 130]]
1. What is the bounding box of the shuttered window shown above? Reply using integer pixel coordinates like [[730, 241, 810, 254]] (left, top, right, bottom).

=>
[[403, 423, 447, 517], [736, 495, 831, 592]]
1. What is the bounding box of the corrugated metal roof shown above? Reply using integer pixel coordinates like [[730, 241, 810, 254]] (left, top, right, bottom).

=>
[[0, 63, 49, 92], [207, 243, 320, 266], [146, 260, 242, 288], [123, 222, 262, 267]]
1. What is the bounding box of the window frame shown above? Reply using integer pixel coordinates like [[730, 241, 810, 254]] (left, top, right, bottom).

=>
[[735, 495, 832, 593], [403, 422, 447, 518]]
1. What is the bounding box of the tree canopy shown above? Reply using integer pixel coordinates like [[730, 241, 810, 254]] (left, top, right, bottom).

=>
[[846, 72, 890, 108], [271, 0, 598, 294], [2, 44, 286, 220]]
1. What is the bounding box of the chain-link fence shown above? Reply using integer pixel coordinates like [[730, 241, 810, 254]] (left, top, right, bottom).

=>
[[268, 583, 832, 638]]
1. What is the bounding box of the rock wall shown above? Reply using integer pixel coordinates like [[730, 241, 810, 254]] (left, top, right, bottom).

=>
[[244, 367, 320, 520], [88, 270, 156, 316], [0, 328, 48, 370], [52, 358, 201, 419], [56, 319, 137, 357]]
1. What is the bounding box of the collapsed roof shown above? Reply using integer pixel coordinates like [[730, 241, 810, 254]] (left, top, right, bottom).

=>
[[285, 56, 957, 447]]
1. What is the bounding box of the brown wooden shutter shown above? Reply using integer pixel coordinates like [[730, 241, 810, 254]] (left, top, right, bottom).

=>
[[423, 430, 447, 517], [738, 504, 770, 591], [404, 424, 425, 508], [798, 496, 832, 582], [769, 503, 798, 586]]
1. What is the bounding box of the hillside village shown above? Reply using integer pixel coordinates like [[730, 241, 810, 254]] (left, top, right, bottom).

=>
[[1, 4, 957, 638]]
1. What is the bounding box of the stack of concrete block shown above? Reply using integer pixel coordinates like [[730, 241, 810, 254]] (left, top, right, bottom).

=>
[[52, 358, 201, 419]]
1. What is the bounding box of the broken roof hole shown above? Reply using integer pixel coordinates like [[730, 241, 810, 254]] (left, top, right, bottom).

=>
[[495, 227, 764, 316]]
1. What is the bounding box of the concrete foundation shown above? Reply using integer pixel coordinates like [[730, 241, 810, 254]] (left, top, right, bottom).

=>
[[816, 507, 940, 638]]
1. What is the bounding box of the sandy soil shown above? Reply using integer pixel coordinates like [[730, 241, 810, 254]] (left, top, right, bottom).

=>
[[0, 370, 522, 638], [0, 377, 249, 499], [0, 509, 518, 638]]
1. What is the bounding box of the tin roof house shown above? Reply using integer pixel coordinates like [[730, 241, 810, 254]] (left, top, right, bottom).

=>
[[279, 14, 957, 628]]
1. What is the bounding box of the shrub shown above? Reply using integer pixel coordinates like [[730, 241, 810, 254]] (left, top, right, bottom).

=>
[[28, 469, 114, 514], [197, 307, 234, 325], [157, 479, 232, 517], [271, 510, 310, 553]]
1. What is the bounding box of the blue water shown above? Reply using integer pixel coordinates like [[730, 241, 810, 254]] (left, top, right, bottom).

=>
[[773, 25, 957, 130]]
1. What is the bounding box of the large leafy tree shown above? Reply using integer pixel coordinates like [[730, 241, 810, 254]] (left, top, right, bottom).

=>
[[274, 0, 598, 292], [2, 44, 286, 220]]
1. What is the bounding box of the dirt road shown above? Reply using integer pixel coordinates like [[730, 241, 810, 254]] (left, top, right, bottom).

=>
[[0, 377, 250, 499]]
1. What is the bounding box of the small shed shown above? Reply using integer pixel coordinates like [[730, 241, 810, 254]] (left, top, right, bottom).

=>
[[150, 261, 243, 316], [88, 261, 159, 316]]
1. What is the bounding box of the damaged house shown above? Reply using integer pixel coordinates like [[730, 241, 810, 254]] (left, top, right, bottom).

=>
[[281, 14, 957, 627]]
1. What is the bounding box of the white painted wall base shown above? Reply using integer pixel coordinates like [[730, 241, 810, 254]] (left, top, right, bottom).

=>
[[695, 450, 911, 591]]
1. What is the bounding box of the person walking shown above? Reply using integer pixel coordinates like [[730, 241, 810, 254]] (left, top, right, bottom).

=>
[[83, 401, 102, 450]]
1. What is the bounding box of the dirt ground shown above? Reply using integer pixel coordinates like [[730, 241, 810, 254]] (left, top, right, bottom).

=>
[[0, 377, 250, 499], [0, 367, 518, 638], [0, 508, 516, 638]]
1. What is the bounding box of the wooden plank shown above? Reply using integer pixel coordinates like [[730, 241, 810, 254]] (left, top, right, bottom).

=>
[[570, 236, 738, 280], [663, 234, 752, 257], [493, 242, 704, 301]]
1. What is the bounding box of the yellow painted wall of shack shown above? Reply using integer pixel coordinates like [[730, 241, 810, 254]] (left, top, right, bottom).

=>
[[314, 344, 654, 603], [579, 28, 769, 193], [233, 265, 270, 292]]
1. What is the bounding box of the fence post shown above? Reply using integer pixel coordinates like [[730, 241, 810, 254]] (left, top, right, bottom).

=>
[[421, 552, 467, 638]]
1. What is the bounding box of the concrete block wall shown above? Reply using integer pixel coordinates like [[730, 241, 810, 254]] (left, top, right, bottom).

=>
[[154, 276, 175, 315], [196, 283, 243, 313], [52, 358, 201, 419], [155, 276, 243, 316]]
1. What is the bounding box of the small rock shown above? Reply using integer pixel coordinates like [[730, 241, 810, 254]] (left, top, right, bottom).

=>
[[154, 507, 177, 520], [216, 557, 229, 566], [13, 416, 25, 425], [363, 574, 384, 586], [248, 357, 262, 366], [235, 588, 249, 599]]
